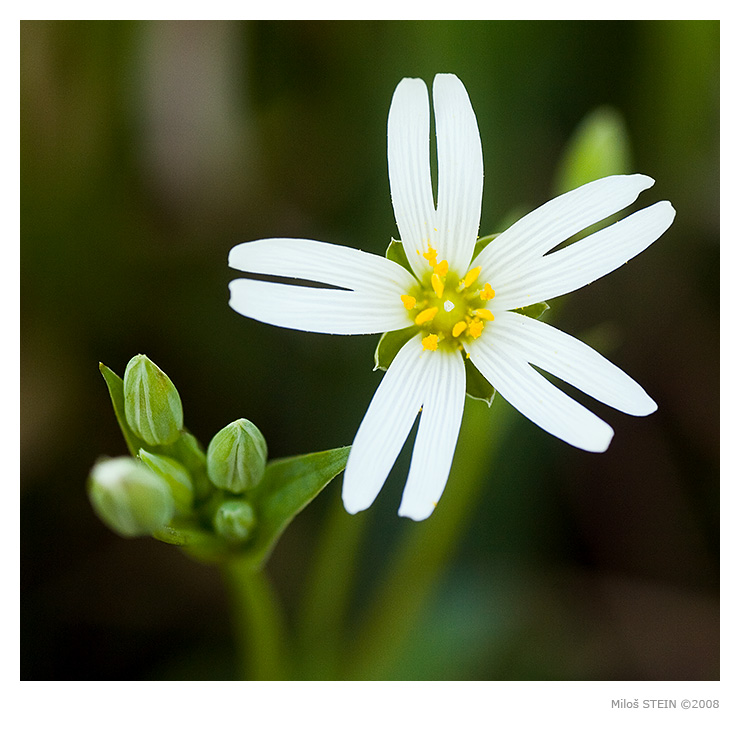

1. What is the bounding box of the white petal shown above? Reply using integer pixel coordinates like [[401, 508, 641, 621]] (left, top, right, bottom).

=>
[[398, 349, 466, 521], [474, 174, 656, 278], [228, 278, 410, 335], [228, 238, 417, 294], [486, 311, 657, 415], [342, 336, 429, 513], [467, 335, 614, 452], [491, 201, 676, 311], [432, 73, 484, 274], [387, 78, 437, 279]]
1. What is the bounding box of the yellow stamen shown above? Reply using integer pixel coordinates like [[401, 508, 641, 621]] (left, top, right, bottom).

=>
[[468, 319, 484, 339], [473, 308, 494, 321], [480, 282, 495, 301], [421, 333, 439, 351], [462, 266, 482, 288], [433, 259, 449, 277], [422, 247, 438, 267], [400, 294, 416, 310], [431, 273, 445, 299], [414, 307, 438, 326], [452, 320, 468, 338]]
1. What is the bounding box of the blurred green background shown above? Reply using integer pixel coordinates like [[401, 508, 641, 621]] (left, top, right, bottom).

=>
[[21, 20, 719, 680]]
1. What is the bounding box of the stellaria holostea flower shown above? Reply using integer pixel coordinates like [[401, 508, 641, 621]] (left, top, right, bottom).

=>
[[228, 73, 675, 521]]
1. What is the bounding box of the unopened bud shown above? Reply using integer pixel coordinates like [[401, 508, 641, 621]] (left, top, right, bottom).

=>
[[138, 449, 193, 515], [88, 456, 175, 537], [206, 419, 267, 494], [213, 500, 256, 544], [124, 355, 183, 446]]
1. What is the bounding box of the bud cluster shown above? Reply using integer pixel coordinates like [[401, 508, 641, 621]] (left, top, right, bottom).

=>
[[88, 355, 268, 558]]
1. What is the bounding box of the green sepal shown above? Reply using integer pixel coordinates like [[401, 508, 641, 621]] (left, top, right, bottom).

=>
[[514, 301, 550, 320], [238, 446, 351, 570], [464, 357, 496, 406], [374, 326, 416, 371], [385, 238, 415, 275], [99, 362, 150, 458], [471, 233, 500, 261], [138, 449, 194, 515]]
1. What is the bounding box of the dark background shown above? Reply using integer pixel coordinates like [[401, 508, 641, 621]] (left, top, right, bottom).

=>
[[21, 20, 719, 680]]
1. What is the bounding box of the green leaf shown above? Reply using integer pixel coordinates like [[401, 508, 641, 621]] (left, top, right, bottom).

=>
[[464, 357, 495, 406], [99, 363, 150, 457], [240, 446, 351, 570], [385, 238, 414, 274], [553, 106, 632, 195], [514, 301, 550, 320], [374, 326, 416, 371]]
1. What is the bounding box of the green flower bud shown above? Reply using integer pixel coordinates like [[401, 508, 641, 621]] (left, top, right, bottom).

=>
[[138, 449, 194, 515], [206, 419, 267, 494], [88, 456, 175, 537], [123, 355, 183, 446], [213, 500, 256, 544]]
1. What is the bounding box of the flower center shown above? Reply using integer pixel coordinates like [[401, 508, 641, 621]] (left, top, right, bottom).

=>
[[401, 248, 495, 352]]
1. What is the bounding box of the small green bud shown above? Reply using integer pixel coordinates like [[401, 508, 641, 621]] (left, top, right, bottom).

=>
[[206, 419, 267, 494], [213, 500, 257, 544], [123, 355, 183, 446], [88, 456, 175, 537], [138, 449, 194, 515]]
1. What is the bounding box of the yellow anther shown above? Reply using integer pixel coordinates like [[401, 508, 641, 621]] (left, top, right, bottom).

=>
[[422, 247, 438, 267], [452, 320, 468, 338], [400, 294, 416, 310], [473, 308, 494, 321], [433, 259, 449, 277], [431, 273, 445, 299], [421, 333, 439, 351], [462, 266, 482, 289], [480, 282, 495, 301], [468, 319, 484, 339], [414, 307, 438, 326]]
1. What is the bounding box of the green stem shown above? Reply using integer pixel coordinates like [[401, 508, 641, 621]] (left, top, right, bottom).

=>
[[221, 556, 288, 680], [347, 397, 511, 679], [296, 493, 369, 678]]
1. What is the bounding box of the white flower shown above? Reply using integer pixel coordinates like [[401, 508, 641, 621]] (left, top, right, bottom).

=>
[[228, 74, 675, 521]]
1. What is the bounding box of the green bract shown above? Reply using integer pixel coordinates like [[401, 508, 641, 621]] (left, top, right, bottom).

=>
[[124, 355, 184, 446], [138, 449, 194, 515], [207, 419, 268, 494], [88, 456, 175, 538]]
